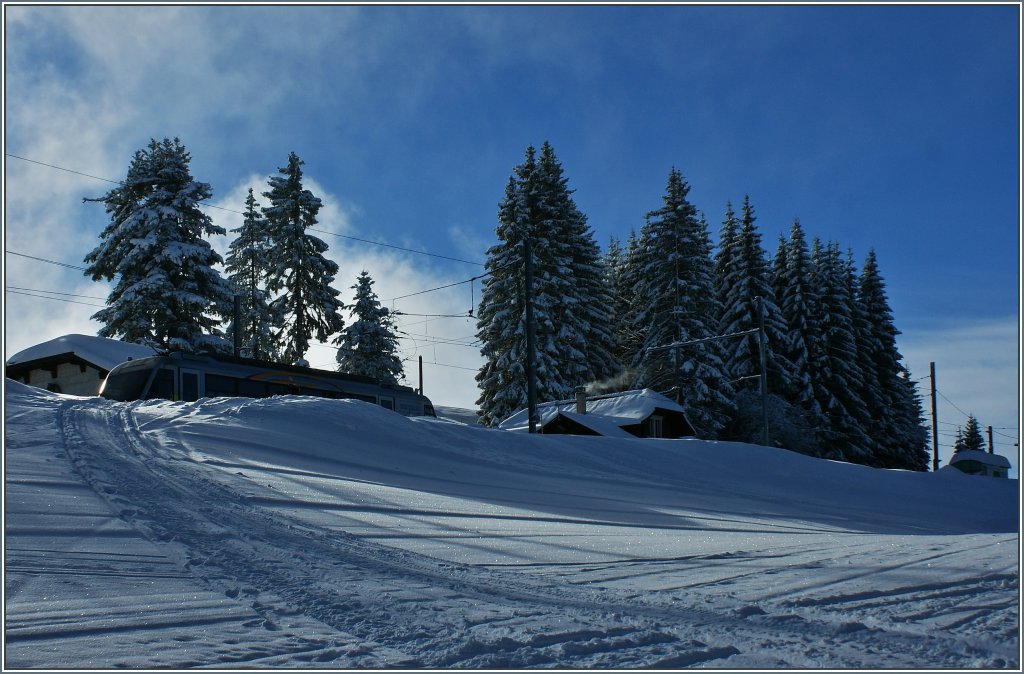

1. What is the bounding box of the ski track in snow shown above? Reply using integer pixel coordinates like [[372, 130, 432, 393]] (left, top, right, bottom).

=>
[[3, 388, 1019, 668]]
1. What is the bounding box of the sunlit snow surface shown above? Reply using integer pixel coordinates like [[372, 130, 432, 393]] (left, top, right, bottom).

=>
[[4, 381, 1018, 668]]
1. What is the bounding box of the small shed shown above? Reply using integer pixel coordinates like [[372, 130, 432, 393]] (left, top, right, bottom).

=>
[[6, 334, 156, 396], [947, 449, 1012, 478], [499, 388, 696, 439]]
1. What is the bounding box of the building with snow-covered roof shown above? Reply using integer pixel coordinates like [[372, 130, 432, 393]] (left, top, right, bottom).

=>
[[499, 388, 696, 439], [947, 449, 1011, 478], [5, 334, 156, 396]]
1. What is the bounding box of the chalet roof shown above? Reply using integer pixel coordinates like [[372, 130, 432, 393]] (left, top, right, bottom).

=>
[[498, 388, 687, 435], [948, 449, 1011, 469], [6, 334, 157, 373]]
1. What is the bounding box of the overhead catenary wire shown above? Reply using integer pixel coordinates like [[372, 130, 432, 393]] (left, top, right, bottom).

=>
[[5, 288, 105, 308], [6, 285, 107, 301], [6, 250, 91, 273], [6, 153, 486, 269]]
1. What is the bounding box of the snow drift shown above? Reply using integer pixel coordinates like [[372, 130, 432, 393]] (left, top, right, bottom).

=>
[[4, 380, 1018, 668]]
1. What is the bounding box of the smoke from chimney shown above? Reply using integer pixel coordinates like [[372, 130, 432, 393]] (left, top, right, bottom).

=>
[[584, 369, 639, 396]]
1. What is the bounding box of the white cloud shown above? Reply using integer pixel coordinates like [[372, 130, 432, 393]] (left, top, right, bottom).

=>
[[203, 176, 483, 410]]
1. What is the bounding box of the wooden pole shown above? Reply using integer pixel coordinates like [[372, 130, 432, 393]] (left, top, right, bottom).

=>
[[757, 296, 769, 447], [233, 295, 242, 357], [987, 425, 995, 454], [524, 232, 539, 434], [930, 362, 939, 471], [419, 355, 424, 396]]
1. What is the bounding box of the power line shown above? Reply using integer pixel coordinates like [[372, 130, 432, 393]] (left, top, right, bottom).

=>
[[6, 153, 485, 268], [393, 310, 475, 319], [6, 250, 90, 273], [386, 275, 484, 303], [5, 288, 105, 308], [395, 331, 480, 349], [5, 153, 122, 185], [7, 285, 106, 301], [308, 228, 482, 267], [401, 357, 478, 372], [935, 388, 973, 419]]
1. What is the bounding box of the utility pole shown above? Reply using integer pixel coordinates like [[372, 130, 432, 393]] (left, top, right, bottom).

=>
[[646, 322, 768, 445], [930, 361, 939, 471], [757, 296, 769, 447], [523, 231, 539, 434], [233, 295, 242, 357], [419, 355, 424, 396], [987, 425, 994, 454]]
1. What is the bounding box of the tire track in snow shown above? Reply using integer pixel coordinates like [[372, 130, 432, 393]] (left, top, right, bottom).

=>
[[56, 399, 743, 667], [54, 397, 1018, 669]]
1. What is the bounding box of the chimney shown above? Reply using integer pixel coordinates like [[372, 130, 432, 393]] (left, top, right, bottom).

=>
[[575, 386, 587, 414]]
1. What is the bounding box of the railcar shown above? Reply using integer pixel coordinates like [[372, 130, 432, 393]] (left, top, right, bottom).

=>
[[99, 351, 435, 417]]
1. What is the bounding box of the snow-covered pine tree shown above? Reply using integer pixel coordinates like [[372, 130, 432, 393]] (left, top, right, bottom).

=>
[[476, 150, 566, 426], [477, 172, 539, 423], [772, 220, 827, 445], [714, 201, 741, 312], [224, 188, 281, 360], [262, 152, 345, 365], [632, 168, 733, 438], [893, 369, 930, 470], [535, 142, 620, 386], [714, 196, 794, 396], [604, 229, 646, 375], [809, 240, 873, 463], [476, 143, 622, 425], [957, 414, 986, 453], [855, 249, 929, 469], [84, 137, 234, 352], [334, 270, 404, 385]]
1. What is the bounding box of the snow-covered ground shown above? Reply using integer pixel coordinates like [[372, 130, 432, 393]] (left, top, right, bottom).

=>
[[4, 380, 1019, 668]]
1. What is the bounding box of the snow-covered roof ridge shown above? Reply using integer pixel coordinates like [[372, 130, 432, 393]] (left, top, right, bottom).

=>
[[6, 334, 157, 372], [949, 449, 1012, 469], [498, 388, 684, 430]]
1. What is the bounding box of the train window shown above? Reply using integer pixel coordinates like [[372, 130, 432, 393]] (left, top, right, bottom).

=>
[[180, 370, 201, 402], [146, 368, 176, 400], [266, 383, 291, 397], [341, 392, 377, 404], [103, 368, 151, 401], [205, 374, 238, 398], [238, 379, 268, 398]]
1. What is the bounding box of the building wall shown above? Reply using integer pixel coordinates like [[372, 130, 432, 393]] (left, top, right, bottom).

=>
[[21, 363, 103, 396]]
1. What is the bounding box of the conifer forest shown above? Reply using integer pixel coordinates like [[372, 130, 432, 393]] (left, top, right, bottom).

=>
[[85, 137, 931, 471]]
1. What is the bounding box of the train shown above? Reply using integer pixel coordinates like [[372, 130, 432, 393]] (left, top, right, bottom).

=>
[[99, 350, 436, 417]]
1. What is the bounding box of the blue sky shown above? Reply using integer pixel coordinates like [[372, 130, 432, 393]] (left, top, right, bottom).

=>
[[4, 4, 1020, 470]]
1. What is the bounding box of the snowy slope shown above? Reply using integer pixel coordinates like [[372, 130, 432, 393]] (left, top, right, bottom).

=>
[[3, 381, 1019, 668]]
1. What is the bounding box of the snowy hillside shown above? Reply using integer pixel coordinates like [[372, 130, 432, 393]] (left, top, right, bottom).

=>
[[4, 381, 1018, 668]]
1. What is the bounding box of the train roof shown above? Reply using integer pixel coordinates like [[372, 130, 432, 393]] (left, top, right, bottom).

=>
[[158, 350, 419, 393]]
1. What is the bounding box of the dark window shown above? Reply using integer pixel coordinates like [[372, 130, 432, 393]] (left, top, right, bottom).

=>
[[205, 374, 239, 397], [380, 397, 395, 411], [342, 392, 377, 404], [147, 368, 175, 400], [181, 372, 200, 402], [266, 383, 291, 397], [103, 368, 154, 401], [238, 379, 268, 398]]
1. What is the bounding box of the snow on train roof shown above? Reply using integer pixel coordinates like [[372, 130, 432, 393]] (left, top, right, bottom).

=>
[[6, 334, 157, 371]]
